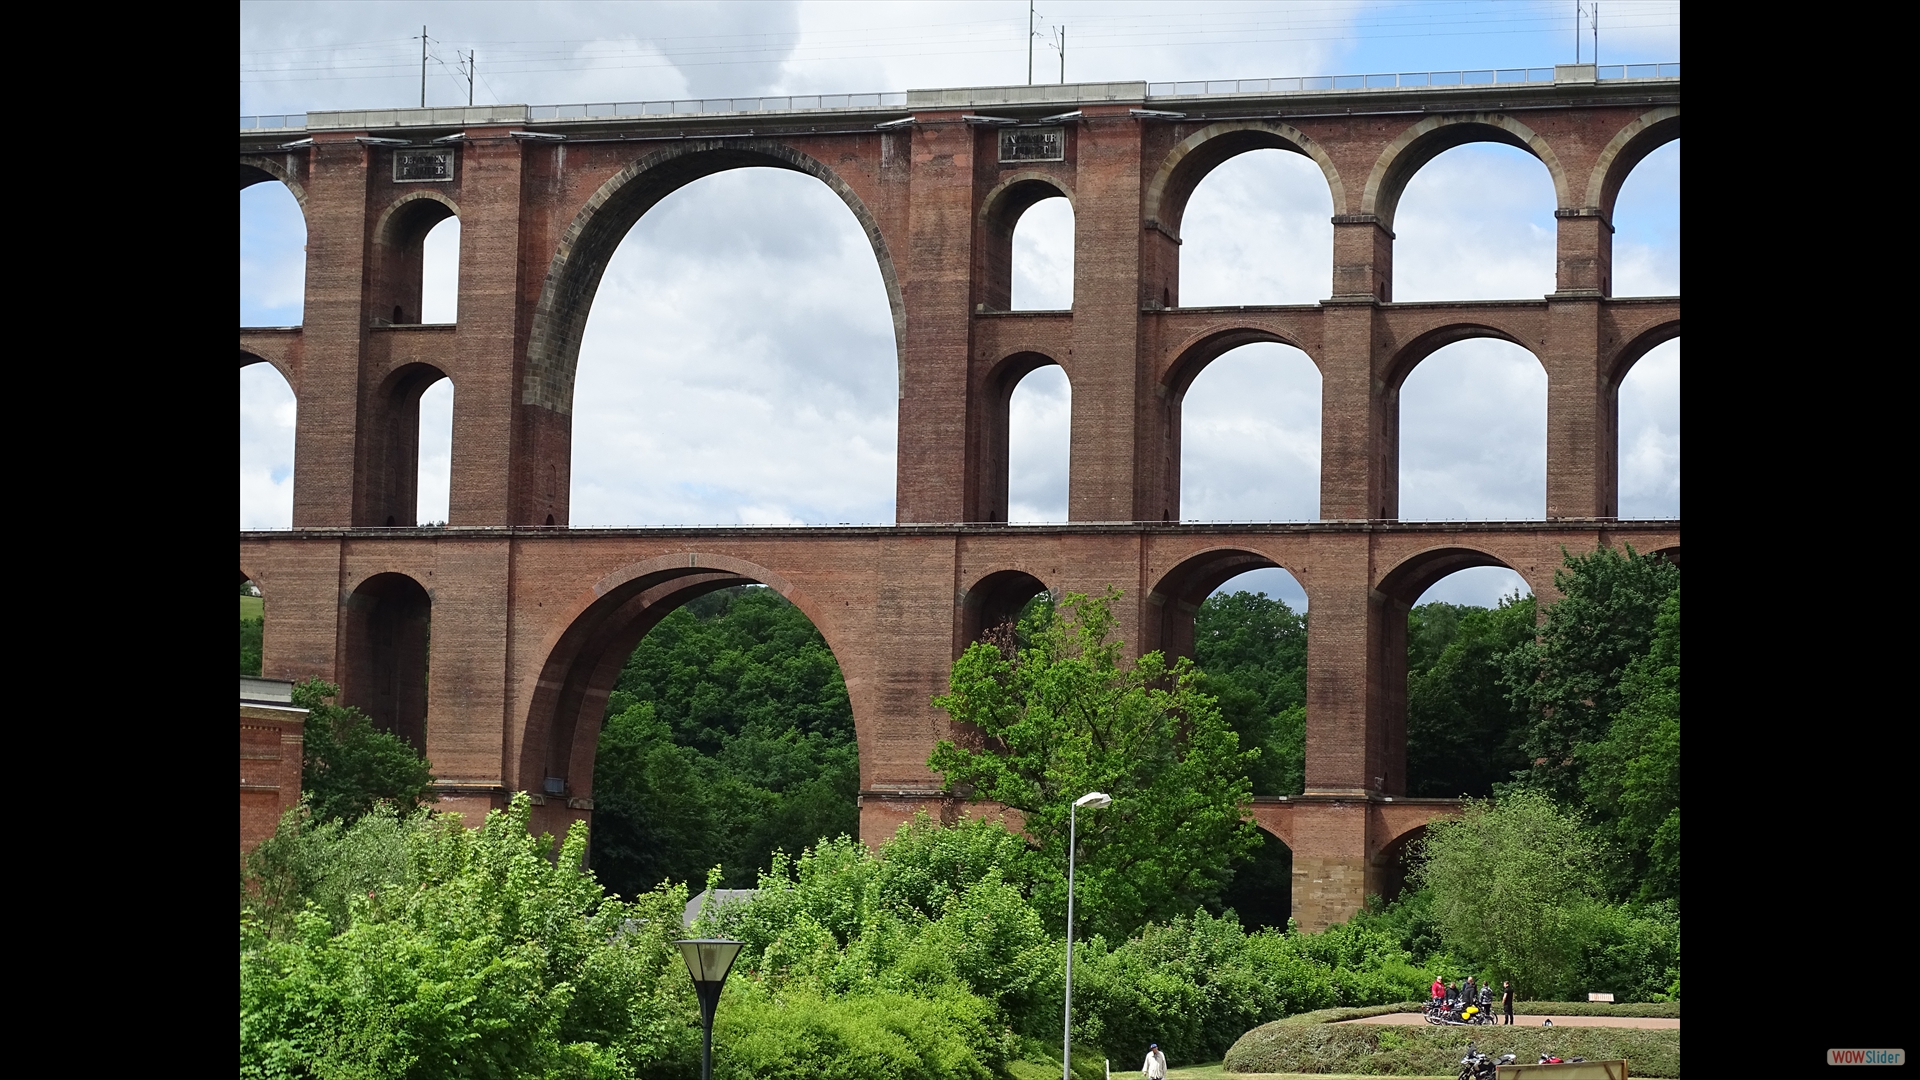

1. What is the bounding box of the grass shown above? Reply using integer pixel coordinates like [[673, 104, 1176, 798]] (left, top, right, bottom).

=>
[[241, 595, 264, 621]]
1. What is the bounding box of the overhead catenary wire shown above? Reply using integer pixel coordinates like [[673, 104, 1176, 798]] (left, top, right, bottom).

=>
[[240, 4, 1677, 87]]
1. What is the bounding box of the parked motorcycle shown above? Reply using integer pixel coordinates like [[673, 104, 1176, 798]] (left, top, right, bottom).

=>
[[1538, 1053, 1587, 1065], [1456, 1042, 1517, 1080], [1426, 999, 1496, 1026]]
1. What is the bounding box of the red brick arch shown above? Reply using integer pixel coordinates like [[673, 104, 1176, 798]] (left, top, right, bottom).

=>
[[1608, 319, 1680, 386], [1145, 120, 1347, 234], [957, 566, 1055, 653], [517, 551, 857, 839], [1375, 543, 1534, 605], [239, 152, 308, 210], [1143, 544, 1296, 658], [1162, 324, 1322, 401], [521, 140, 906, 416], [972, 351, 1068, 524], [240, 348, 298, 393], [977, 172, 1075, 312], [1361, 112, 1572, 230], [1384, 322, 1540, 392], [1585, 107, 1681, 221]]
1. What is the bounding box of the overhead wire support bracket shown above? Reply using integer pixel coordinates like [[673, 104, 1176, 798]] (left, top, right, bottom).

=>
[[509, 130, 565, 141], [873, 116, 916, 130], [1036, 110, 1082, 124], [961, 114, 1019, 126], [355, 136, 411, 146], [1129, 108, 1187, 120]]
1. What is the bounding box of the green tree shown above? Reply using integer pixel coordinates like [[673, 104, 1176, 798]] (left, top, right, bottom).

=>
[[291, 679, 435, 825], [240, 615, 264, 676], [1578, 587, 1681, 902], [1405, 594, 1536, 798], [1194, 590, 1307, 797], [928, 589, 1261, 938], [1501, 545, 1680, 801], [591, 586, 859, 894], [1411, 790, 1601, 998]]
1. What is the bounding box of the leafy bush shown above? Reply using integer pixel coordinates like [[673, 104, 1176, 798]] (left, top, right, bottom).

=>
[[1513, 1000, 1680, 1018], [715, 984, 1004, 1080], [1223, 1019, 1681, 1077], [1070, 912, 1431, 1064], [241, 795, 700, 1079], [291, 679, 435, 825]]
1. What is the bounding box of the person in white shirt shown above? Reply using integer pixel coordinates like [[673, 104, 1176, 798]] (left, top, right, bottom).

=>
[[1141, 1043, 1167, 1079]]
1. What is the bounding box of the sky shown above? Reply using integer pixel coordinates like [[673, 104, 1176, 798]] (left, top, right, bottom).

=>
[[240, 0, 1680, 610]]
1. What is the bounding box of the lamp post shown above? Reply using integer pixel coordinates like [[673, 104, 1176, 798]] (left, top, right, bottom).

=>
[[673, 938, 744, 1080], [1064, 791, 1111, 1080]]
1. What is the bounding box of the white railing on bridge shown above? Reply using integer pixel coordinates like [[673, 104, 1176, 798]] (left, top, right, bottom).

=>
[[1146, 62, 1676, 97], [240, 113, 308, 131], [528, 91, 908, 120]]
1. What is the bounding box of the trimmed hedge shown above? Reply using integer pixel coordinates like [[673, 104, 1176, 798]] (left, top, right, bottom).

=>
[[1514, 1000, 1679, 1019], [1223, 1022, 1679, 1077]]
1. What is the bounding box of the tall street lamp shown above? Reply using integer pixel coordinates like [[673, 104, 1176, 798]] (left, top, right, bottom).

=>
[[1063, 791, 1111, 1080], [673, 938, 744, 1080]]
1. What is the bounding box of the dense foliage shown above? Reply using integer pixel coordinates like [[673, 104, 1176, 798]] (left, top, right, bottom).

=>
[[292, 679, 435, 825], [929, 590, 1262, 938], [1360, 546, 1682, 1001], [241, 803, 1430, 1078], [1193, 590, 1307, 798], [590, 586, 859, 895], [700, 813, 1430, 1067], [1405, 594, 1536, 798], [241, 797, 702, 1079]]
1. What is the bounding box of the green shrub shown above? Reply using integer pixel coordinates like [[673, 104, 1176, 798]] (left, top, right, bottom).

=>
[[1069, 912, 1431, 1064], [715, 984, 1006, 1080], [1514, 1000, 1680, 1018], [240, 795, 701, 1079], [1223, 1020, 1680, 1077]]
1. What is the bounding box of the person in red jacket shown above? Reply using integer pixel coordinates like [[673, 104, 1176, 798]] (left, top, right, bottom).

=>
[[1431, 976, 1446, 1001]]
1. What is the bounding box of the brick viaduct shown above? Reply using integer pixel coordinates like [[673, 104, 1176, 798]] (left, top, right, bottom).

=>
[[239, 71, 1678, 931]]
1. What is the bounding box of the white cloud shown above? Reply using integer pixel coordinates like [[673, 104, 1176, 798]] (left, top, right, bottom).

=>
[[240, 364, 298, 529], [1180, 344, 1321, 522], [240, 183, 305, 326], [1180, 148, 1333, 307], [568, 168, 896, 527], [1394, 143, 1558, 302], [1008, 366, 1071, 523], [418, 379, 454, 523], [1010, 200, 1074, 312], [1618, 339, 1679, 519], [1399, 340, 1548, 521]]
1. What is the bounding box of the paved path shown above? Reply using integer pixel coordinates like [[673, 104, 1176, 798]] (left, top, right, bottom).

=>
[[1336, 1013, 1678, 1029]]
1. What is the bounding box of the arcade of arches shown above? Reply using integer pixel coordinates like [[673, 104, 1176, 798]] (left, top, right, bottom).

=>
[[239, 77, 1677, 929]]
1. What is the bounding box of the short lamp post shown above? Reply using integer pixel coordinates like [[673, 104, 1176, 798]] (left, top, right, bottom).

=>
[[1063, 791, 1111, 1080], [674, 938, 744, 1080]]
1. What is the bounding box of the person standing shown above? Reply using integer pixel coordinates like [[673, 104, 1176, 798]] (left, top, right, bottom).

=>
[[1502, 980, 1515, 1025], [1142, 1043, 1167, 1079], [1431, 976, 1446, 1002], [1463, 975, 1477, 1009]]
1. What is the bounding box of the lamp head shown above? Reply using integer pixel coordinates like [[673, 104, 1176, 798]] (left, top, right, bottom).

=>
[[1074, 792, 1112, 809], [672, 939, 744, 987]]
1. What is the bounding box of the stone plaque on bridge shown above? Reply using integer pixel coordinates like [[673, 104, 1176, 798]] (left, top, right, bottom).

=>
[[998, 127, 1063, 163], [394, 149, 454, 182]]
